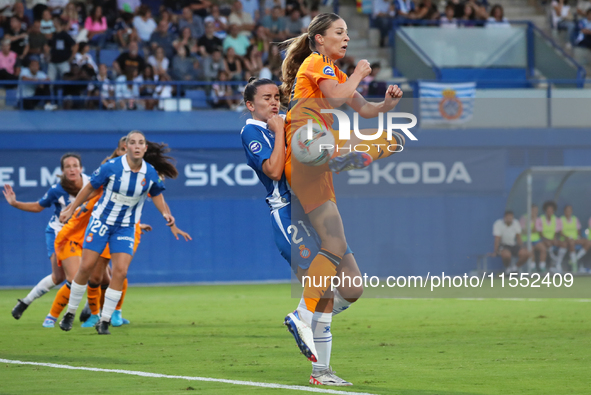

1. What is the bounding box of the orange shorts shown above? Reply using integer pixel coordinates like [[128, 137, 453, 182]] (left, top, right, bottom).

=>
[[55, 239, 111, 266]]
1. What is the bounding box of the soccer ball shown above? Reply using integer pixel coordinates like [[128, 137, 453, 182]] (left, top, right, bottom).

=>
[[291, 122, 335, 166]]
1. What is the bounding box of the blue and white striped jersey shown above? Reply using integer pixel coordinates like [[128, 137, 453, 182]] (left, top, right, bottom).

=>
[[241, 119, 291, 212], [38, 174, 90, 232], [89, 155, 165, 226]]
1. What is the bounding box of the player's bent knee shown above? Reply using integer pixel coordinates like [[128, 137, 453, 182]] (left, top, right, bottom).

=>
[[339, 284, 363, 302]]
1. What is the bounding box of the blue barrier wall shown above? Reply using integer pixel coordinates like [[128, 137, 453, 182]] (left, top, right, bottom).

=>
[[1, 111, 590, 286]]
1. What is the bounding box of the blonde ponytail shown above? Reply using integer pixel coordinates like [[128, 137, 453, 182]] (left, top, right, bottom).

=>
[[278, 12, 342, 105]]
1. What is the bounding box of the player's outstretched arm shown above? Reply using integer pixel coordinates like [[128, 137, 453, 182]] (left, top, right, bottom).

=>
[[262, 114, 286, 181], [3, 184, 45, 212], [151, 194, 175, 227]]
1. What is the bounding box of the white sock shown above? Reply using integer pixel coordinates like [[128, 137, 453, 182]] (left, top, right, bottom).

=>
[[332, 288, 352, 316], [570, 252, 577, 263], [297, 296, 313, 327], [556, 248, 567, 266], [22, 274, 57, 305], [66, 281, 87, 315], [100, 288, 122, 323], [540, 261, 546, 270], [311, 312, 332, 372], [576, 248, 587, 260]]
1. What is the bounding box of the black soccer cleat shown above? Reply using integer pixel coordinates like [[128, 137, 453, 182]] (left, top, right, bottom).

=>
[[79, 302, 91, 323], [95, 320, 111, 335], [11, 299, 29, 320], [59, 312, 75, 331]]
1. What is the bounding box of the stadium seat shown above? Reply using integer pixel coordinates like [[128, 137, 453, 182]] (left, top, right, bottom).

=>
[[5, 89, 17, 108], [99, 49, 120, 68], [185, 89, 210, 109]]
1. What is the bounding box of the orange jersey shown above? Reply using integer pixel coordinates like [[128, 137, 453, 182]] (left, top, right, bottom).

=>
[[285, 52, 348, 213], [55, 192, 102, 247]]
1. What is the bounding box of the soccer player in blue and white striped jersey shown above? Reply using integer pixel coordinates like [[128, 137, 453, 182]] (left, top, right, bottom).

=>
[[58, 130, 178, 334]]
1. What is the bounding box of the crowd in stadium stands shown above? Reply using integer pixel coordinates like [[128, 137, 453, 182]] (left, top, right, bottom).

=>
[[548, 0, 591, 49], [492, 201, 591, 275]]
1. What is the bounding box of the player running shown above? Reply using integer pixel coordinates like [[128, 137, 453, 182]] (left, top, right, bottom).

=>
[[279, 13, 406, 384], [241, 78, 365, 386], [4, 153, 89, 320], [58, 130, 179, 335]]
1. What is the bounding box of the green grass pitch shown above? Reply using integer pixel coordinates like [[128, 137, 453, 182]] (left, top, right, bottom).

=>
[[1, 283, 589, 394]]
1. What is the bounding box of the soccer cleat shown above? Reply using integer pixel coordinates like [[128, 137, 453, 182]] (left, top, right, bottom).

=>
[[81, 314, 100, 328], [111, 310, 130, 327], [42, 315, 57, 328], [79, 302, 91, 323], [328, 152, 373, 173], [310, 367, 353, 386], [11, 299, 29, 320], [59, 312, 75, 331], [95, 320, 111, 335], [283, 311, 318, 363]]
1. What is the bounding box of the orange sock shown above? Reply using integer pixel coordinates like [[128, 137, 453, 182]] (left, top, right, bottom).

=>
[[302, 248, 341, 313], [100, 285, 108, 310], [49, 283, 71, 318], [115, 278, 128, 310], [87, 284, 101, 315]]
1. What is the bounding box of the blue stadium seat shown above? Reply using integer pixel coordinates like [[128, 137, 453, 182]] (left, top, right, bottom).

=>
[[5, 89, 17, 108], [185, 89, 209, 109], [99, 49, 121, 68]]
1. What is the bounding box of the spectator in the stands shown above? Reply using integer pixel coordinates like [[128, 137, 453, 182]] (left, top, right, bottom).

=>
[[204, 5, 228, 39], [147, 45, 170, 78], [251, 24, 269, 60], [415, 0, 438, 20], [133, 5, 157, 43], [27, 20, 47, 60], [223, 23, 250, 56], [243, 44, 262, 80], [174, 26, 199, 58], [440, 3, 457, 28], [0, 38, 19, 83], [577, 0, 591, 17], [74, 41, 98, 73], [118, 0, 140, 14], [62, 3, 81, 40], [5, 16, 28, 60], [284, 9, 304, 38], [47, 0, 68, 17], [229, 0, 255, 36], [487, 4, 510, 27], [114, 40, 145, 75], [394, 0, 416, 20], [211, 69, 238, 109], [171, 44, 195, 80], [202, 47, 224, 80], [19, 57, 51, 110], [84, 5, 108, 48], [47, 18, 77, 80], [87, 63, 115, 109], [159, 9, 179, 37], [461, 2, 479, 26], [198, 21, 223, 56], [492, 210, 531, 274], [576, 9, 591, 47], [372, 0, 394, 47], [139, 63, 158, 110], [551, 0, 576, 45], [150, 19, 175, 60], [267, 43, 282, 79], [115, 66, 139, 109], [12, 2, 29, 31], [301, 4, 318, 29], [40, 9, 56, 37], [240, 0, 259, 20], [186, 0, 211, 19], [261, 6, 286, 41], [114, 12, 138, 48], [62, 63, 93, 109], [223, 45, 241, 80], [179, 6, 204, 40]]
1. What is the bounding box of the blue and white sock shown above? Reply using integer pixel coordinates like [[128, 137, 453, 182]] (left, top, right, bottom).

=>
[[23, 274, 56, 305], [100, 288, 122, 323], [311, 312, 332, 373]]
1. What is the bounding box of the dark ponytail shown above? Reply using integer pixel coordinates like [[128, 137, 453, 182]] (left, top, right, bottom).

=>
[[126, 130, 179, 179]]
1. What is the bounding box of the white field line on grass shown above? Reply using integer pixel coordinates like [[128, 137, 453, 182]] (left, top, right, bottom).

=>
[[0, 359, 377, 395]]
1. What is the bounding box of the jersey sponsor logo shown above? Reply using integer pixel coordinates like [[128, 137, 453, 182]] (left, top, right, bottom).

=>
[[299, 244, 311, 259], [323, 66, 335, 77], [93, 168, 100, 176], [86, 233, 93, 243], [249, 140, 263, 154], [116, 236, 134, 242]]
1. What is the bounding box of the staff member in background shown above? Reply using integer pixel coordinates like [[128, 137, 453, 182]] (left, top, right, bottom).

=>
[[536, 201, 565, 273], [520, 204, 543, 272], [492, 210, 531, 274]]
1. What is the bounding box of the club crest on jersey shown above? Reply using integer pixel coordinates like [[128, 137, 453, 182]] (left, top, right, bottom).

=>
[[323, 66, 335, 77], [86, 233, 93, 243], [249, 140, 262, 154], [299, 245, 311, 259], [141, 178, 146, 186], [93, 168, 100, 176]]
